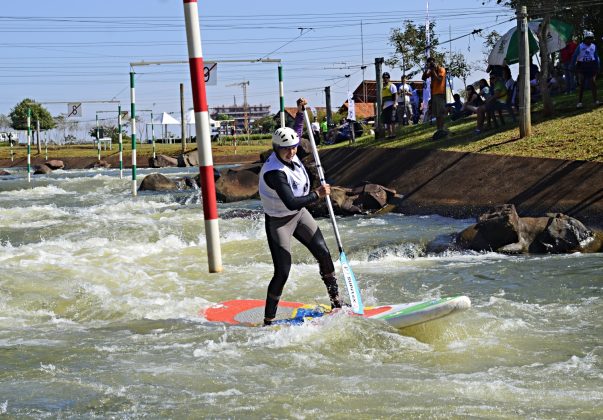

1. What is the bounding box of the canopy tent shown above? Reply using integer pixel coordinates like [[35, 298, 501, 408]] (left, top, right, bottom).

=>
[[151, 112, 180, 143]]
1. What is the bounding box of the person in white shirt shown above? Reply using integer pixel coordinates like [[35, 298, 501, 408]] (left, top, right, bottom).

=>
[[396, 76, 414, 125]]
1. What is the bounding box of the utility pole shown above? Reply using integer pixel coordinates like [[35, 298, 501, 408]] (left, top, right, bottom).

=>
[[180, 83, 186, 152], [517, 5, 531, 137], [226, 81, 250, 141], [325, 86, 332, 128], [375, 57, 384, 139]]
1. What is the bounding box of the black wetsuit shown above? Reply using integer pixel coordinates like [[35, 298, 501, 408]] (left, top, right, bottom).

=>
[[262, 159, 341, 322]]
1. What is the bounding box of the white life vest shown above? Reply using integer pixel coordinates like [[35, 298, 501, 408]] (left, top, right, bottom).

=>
[[576, 43, 596, 62], [259, 152, 311, 217]]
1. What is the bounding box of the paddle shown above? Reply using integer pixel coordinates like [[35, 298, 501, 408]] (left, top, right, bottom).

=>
[[301, 107, 364, 315]]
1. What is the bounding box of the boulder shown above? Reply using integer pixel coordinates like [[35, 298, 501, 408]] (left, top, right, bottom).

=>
[[457, 204, 522, 251], [178, 150, 199, 167], [193, 168, 222, 188], [529, 213, 594, 253], [350, 183, 397, 211], [87, 160, 111, 169], [138, 173, 178, 191], [456, 205, 600, 254], [45, 159, 64, 170], [34, 164, 52, 174], [150, 154, 178, 168], [215, 164, 261, 202], [0, 170, 11, 176]]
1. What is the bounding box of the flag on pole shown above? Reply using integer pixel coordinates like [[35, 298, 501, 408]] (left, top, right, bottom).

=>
[[346, 91, 356, 121]]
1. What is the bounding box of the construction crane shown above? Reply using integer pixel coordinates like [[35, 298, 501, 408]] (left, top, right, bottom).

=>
[[226, 81, 250, 139]]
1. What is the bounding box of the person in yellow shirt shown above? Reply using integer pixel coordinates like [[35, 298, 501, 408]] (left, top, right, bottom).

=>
[[422, 57, 448, 139]]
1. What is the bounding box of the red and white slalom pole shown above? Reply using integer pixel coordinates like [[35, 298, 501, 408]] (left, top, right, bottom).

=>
[[182, 0, 223, 273]]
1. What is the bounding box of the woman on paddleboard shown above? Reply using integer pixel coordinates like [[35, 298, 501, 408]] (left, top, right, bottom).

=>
[[258, 98, 343, 326]]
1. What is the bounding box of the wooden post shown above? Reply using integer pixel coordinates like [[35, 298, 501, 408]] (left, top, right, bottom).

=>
[[517, 5, 531, 138], [180, 83, 186, 152], [374, 57, 384, 139]]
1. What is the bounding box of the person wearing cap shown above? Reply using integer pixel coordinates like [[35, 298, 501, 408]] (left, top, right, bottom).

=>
[[381, 72, 398, 139], [571, 30, 601, 108], [258, 98, 343, 326], [397, 75, 414, 125], [422, 56, 448, 137]]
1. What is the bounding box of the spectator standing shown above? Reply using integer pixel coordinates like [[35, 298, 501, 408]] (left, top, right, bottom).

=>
[[572, 30, 601, 109], [560, 38, 578, 94], [320, 118, 328, 143], [422, 57, 448, 138], [380, 72, 398, 139], [396, 76, 414, 125], [311, 117, 321, 145], [410, 83, 420, 124]]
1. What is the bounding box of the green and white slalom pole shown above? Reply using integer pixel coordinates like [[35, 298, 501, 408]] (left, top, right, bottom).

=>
[[118, 105, 123, 179], [183, 0, 223, 273], [130, 71, 137, 196], [302, 106, 364, 314], [96, 113, 101, 161], [278, 64, 285, 128], [26, 108, 31, 183]]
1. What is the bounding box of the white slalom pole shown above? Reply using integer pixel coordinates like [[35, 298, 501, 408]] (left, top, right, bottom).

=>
[[302, 107, 364, 314]]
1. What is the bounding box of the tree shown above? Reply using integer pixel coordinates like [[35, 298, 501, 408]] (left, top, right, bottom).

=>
[[213, 113, 232, 121], [9, 99, 56, 154], [447, 51, 475, 89], [88, 125, 125, 143], [0, 114, 11, 131], [481, 30, 501, 66], [494, 1, 602, 37], [252, 115, 276, 134], [9, 99, 55, 131], [387, 21, 445, 77]]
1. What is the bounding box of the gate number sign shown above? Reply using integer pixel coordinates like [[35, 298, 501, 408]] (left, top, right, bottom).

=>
[[67, 103, 82, 118]]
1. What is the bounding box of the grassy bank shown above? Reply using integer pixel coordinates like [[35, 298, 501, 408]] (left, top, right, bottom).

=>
[[0, 140, 273, 162], [2, 83, 602, 163], [336, 81, 603, 163]]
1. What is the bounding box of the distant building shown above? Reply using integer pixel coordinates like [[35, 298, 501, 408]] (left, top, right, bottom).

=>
[[210, 103, 271, 131], [352, 79, 424, 103]]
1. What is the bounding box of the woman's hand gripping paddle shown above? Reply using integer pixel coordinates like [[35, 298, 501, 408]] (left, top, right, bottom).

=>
[[301, 108, 364, 315]]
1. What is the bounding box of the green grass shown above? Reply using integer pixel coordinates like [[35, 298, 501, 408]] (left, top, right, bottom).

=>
[[3, 82, 602, 163], [0, 139, 273, 161], [328, 80, 603, 163]]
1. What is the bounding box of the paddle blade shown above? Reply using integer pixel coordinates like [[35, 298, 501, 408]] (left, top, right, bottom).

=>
[[339, 251, 364, 314]]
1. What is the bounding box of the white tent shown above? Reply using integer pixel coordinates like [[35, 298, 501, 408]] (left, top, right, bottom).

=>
[[185, 109, 220, 140], [151, 112, 180, 143]]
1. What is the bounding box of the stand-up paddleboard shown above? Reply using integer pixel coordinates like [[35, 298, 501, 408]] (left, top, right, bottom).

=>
[[202, 296, 471, 328]]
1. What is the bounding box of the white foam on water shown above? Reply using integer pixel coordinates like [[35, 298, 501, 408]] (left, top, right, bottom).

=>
[[0, 184, 75, 199]]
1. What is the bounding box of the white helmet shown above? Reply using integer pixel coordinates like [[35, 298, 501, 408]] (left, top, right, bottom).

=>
[[584, 30, 594, 38], [272, 127, 300, 148]]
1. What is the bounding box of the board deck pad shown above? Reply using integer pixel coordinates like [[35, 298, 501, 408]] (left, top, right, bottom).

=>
[[202, 296, 471, 329]]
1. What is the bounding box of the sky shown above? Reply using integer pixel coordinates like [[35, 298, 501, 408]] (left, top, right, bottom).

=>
[[0, 0, 518, 134]]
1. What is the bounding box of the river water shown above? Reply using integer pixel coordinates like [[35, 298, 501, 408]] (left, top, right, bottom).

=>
[[0, 166, 601, 418]]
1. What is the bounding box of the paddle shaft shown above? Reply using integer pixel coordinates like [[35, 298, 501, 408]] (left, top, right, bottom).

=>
[[301, 108, 344, 254], [302, 108, 364, 314]]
